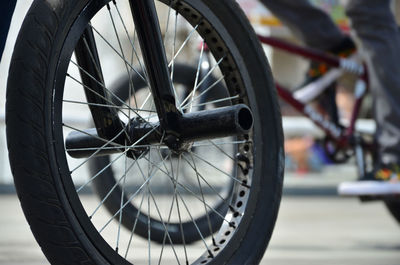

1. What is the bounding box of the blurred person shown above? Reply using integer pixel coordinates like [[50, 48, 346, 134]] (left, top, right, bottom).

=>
[[0, 0, 17, 60], [260, 0, 400, 196]]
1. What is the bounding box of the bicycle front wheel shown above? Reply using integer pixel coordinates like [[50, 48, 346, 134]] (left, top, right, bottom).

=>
[[6, 0, 284, 264]]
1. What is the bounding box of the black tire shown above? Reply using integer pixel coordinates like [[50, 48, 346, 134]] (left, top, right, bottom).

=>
[[90, 63, 232, 244], [6, 0, 284, 264], [385, 200, 400, 224]]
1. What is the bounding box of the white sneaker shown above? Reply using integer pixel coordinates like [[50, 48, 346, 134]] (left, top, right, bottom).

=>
[[338, 167, 400, 196], [338, 180, 400, 196]]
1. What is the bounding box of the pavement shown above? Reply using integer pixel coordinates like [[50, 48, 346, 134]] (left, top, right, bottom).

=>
[[282, 164, 359, 196], [1, 164, 399, 264], [264, 196, 400, 265], [1, 190, 400, 264]]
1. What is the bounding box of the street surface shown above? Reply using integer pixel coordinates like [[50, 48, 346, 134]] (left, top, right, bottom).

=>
[[1, 194, 399, 265]]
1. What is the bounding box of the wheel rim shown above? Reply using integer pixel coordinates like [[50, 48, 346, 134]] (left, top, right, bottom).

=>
[[51, 0, 257, 264]]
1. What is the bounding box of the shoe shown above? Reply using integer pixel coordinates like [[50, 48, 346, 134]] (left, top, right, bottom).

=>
[[338, 165, 400, 196], [303, 36, 356, 85]]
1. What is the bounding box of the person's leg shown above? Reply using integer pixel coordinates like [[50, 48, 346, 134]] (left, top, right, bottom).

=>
[[260, 0, 355, 91], [338, 0, 400, 196], [260, 0, 346, 50], [0, 0, 17, 59], [346, 0, 400, 166]]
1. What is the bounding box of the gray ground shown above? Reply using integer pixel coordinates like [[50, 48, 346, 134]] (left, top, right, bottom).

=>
[[1, 193, 399, 265]]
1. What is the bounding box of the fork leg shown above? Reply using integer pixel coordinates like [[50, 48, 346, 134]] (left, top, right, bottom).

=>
[[129, 0, 181, 135], [75, 27, 124, 142]]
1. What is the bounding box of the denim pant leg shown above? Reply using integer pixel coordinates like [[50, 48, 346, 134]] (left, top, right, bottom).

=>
[[346, 0, 400, 165], [259, 0, 345, 50]]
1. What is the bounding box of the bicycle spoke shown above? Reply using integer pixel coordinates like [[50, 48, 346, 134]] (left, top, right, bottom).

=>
[[188, 152, 216, 245], [63, 123, 123, 148], [70, 59, 143, 119], [113, 1, 148, 81], [89, 152, 145, 218], [192, 139, 247, 148], [89, 24, 147, 83], [176, 189, 214, 258], [194, 56, 225, 93], [180, 56, 225, 108], [81, 36, 104, 83], [100, 177, 147, 233], [66, 72, 131, 121], [77, 33, 132, 144], [116, 149, 129, 253], [140, 91, 153, 110], [65, 124, 127, 174], [168, 24, 199, 67], [125, 188, 146, 259], [156, 152, 179, 265], [140, 155, 234, 226], [182, 153, 234, 209], [189, 40, 205, 113], [189, 151, 248, 188], [63, 99, 157, 115], [134, 157, 181, 264], [107, 4, 140, 110], [147, 149, 212, 260], [98, 154, 168, 234], [176, 180, 235, 228], [184, 75, 225, 106], [75, 126, 159, 192], [68, 71, 160, 133], [134, 153, 238, 224], [181, 95, 240, 110], [207, 139, 235, 161], [126, 141, 185, 264], [66, 144, 158, 152], [163, 3, 172, 44], [147, 182, 151, 265], [69, 72, 158, 130], [169, 10, 180, 109], [76, 149, 126, 193], [175, 157, 189, 265]]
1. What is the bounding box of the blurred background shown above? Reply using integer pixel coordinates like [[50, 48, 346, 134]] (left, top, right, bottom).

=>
[[1, 0, 400, 264]]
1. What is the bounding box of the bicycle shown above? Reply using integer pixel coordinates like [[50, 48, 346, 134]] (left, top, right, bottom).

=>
[[6, 0, 284, 264], [257, 34, 400, 223]]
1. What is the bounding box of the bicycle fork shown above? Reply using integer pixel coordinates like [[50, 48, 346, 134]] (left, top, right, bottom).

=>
[[67, 0, 254, 158]]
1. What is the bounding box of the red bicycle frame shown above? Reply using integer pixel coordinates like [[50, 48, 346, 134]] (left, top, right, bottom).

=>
[[258, 35, 369, 149]]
